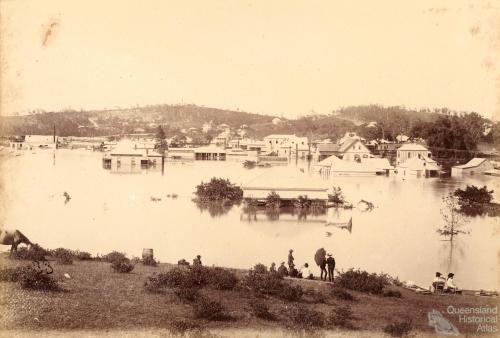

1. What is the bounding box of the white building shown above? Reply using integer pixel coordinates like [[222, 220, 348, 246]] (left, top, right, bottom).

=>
[[396, 143, 433, 165], [263, 134, 295, 152], [338, 139, 371, 162], [396, 157, 440, 178], [451, 158, 494, 176], [277, 136, 310, 159], [24, 135, 58, 149]]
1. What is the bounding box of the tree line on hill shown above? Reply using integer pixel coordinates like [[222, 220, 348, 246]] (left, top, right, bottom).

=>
[[1, 104, 498, 151]]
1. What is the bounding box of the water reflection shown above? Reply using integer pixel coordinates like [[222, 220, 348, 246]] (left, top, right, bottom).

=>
[[240, 207, 327, 223], [195, 200, 237, 217]]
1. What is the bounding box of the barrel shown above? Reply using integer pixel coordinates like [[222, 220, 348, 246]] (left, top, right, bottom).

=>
[[142, 248, 154, 260]]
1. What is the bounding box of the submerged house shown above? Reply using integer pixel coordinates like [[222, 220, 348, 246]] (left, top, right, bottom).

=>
[[242, 170, 329, 201], [396, 157, 440, 177], [451, 158, 494, 176], [396, 143, 432, 165], [194, 145, 227, 160], [102, 141, 163, 169], [314, 154, 392, 176]]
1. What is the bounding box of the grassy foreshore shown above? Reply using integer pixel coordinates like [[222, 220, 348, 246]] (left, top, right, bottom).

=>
[[0, 254, 498, 338]]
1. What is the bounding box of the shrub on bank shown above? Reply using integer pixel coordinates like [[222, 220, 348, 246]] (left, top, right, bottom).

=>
[[206, 267, 238, 290], [175, 287, 200, 302], [335, 269, 388, 295], [144, 266, 238, 292], [192, 297, 230, 321], [17, 266, 60, 291], [51, 248, 74, 265], [330, 287, 356, 301], [11, 243, 49, 261], [102, 251, 127, 263], [327, 305, 355, 329], [383, 290, 402, 298], [241, 267, 303, 301], [0, 266, 25, 282], [168, 319, 201, 335], [142, 256, 158, 266], [74, 250, 93, 261], [285, 304, 325, 331], [248, 299, 275, 320], [383, 320, 413, 337]]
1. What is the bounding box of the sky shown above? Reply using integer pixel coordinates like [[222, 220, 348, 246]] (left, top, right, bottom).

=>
[[1, 0, 499, 120]]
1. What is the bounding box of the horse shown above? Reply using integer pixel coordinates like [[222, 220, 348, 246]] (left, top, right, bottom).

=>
[[0, 229, 32, 255]]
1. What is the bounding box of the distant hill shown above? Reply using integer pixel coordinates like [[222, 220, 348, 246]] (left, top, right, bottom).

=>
[[0, 104, 276, 137]]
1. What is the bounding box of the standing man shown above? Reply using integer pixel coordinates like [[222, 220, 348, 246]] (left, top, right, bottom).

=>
[[193, 255, 202, 266], [288, 249, 295, 271], [326, 253, 336, 282]]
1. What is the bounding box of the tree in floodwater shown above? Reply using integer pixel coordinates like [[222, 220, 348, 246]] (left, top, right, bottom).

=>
[[437, 193, 470, 272], [328, 186, 346, 207], [155, 125, 168, 153]]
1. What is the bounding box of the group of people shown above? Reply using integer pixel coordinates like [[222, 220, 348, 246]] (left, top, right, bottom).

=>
[[269, 249, 336, 282], [431, 272, 459, 293]]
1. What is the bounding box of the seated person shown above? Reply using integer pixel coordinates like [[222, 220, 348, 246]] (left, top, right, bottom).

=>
[[277, 262, 288, 277], [431, 272, 445, 292], [444, 273, 459, 293], [289, 267, 299, 278], [300, 263, 313, 279]]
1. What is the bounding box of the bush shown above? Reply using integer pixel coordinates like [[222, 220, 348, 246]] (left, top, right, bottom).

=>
[[51, 248, 74, 265], [206, 267, 238, 290], [75, 251, 92, 260], [305, 288, 326, 303], [454, 185, 493, 215], [175, 287, 200, 302], [241, 267, 302, 301], [17, 266, 60, 291], [142, 256, 158, 266], [383, 320, 413, 337], [192, 297, 230, 321], [144, 274, 167, 293], [285, 304, 324, 330], [253, 263, 268, 274], [265, 191, 281, 210], [0, 266, 25, 282], [277, 283, 303, 302], [383, 290, 402, 298], [102, 251, 127, 263], [195, 177, 243, 202], [11, 243, 49, 261], [331, 287, 356, 301], [249, 299, 275, 320], [335, 269, 388, 295], [327, 305, 355, 329], [242, 269, 283, 295], [169, 319, 200, 335], [111, 258, 134, 273]]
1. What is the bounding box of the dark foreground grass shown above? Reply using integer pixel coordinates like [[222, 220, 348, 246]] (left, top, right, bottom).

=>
[[0, 254, 497, 336]]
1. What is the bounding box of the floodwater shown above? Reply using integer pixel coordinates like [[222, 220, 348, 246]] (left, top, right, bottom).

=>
[[0, 149, 499, 290]]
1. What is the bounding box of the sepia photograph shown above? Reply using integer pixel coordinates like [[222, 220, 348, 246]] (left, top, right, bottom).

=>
[[0, 1, 499, 337]]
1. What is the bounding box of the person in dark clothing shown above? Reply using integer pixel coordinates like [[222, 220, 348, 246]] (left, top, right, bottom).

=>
[[326, 253, 335, 282], [319, 254, 327, 281], [277, 262, 288, 277], [288, 249, 295, 270], [269, 262, 276, 273], [193, 255, 202, 266]]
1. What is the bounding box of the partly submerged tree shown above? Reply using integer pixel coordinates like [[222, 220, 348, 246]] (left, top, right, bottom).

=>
[[155, 125, 168, 153], [453, 185, 494, 216], [328, 186, 346, 207], [265, 191, 281, 210], [437, 193, 470, 273], [437, 193, 469, 238]]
